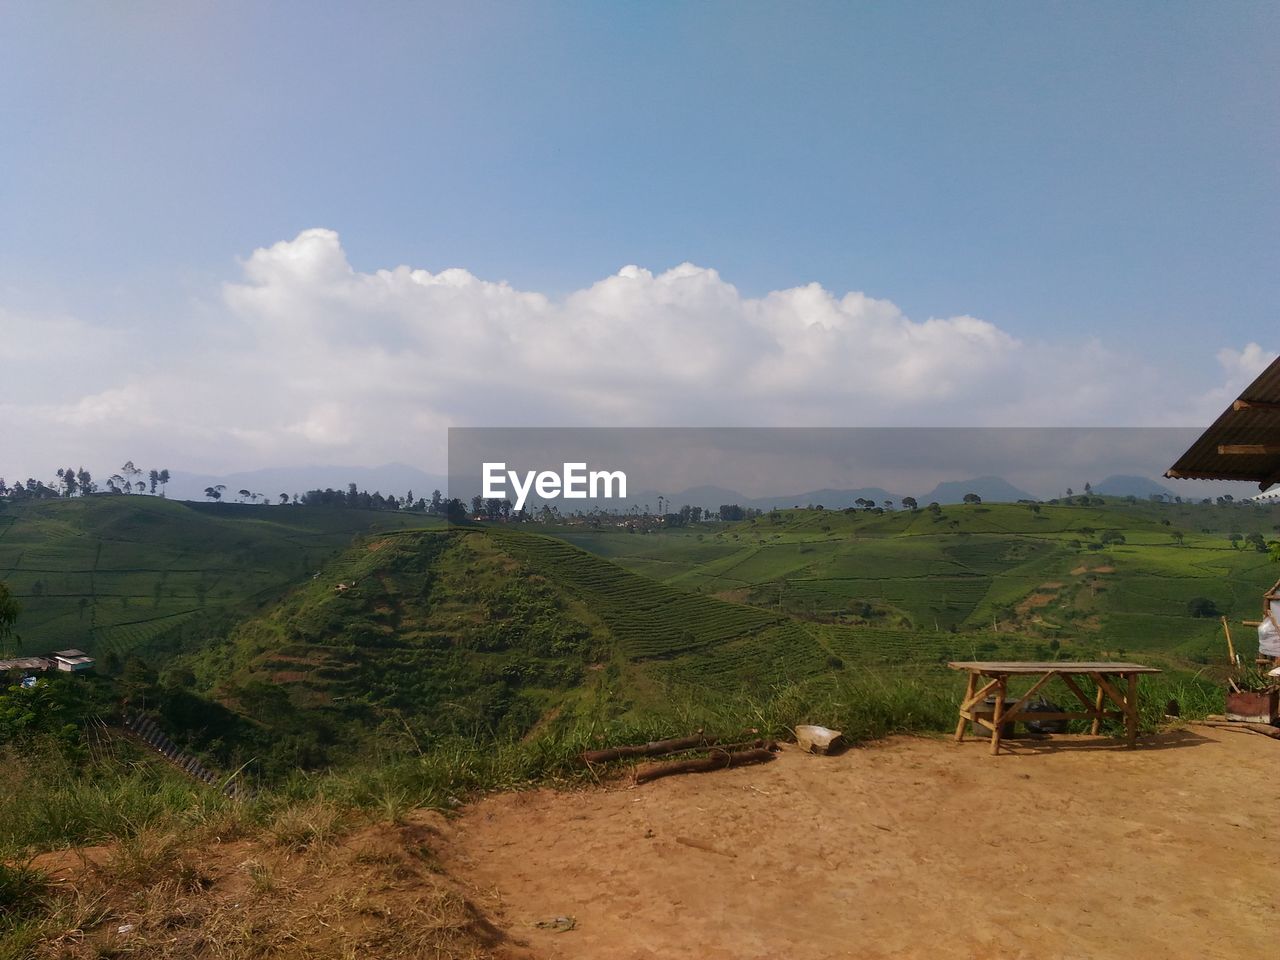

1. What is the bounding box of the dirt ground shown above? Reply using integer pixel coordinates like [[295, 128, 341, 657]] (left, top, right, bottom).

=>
[[441, 727, 1280, 960]]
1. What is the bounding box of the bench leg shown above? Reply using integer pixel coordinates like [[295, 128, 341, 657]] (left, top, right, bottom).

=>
[[955, 673, 976, 742], [1125, 673, 1139, 748], [989, 676, 1006, 756]]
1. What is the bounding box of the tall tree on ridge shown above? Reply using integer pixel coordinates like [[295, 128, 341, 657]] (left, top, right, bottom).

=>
[[122, 461, 142, 493]]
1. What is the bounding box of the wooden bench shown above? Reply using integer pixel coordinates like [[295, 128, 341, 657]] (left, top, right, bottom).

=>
[[949, 661, 1162, 755]]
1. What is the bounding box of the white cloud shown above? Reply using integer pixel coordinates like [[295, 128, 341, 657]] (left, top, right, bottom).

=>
[[1217, 342, 1272, 384], [0, 228, 1273, 479], [1176, 342, 1277, 425], [287, 402, 355, 447]]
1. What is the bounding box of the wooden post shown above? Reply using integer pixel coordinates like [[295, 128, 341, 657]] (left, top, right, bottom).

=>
[[989, 675, 1006, 756], [955, 671, 976, 742], [1091, 680, 1105, 735], [1125, 673, 1139, 748]]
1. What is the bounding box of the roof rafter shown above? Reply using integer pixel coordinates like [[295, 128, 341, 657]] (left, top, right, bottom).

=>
[[1233, 399, 1280, 412]]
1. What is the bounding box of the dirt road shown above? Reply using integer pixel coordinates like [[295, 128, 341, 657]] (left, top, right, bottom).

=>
[[444, 728, 1278, 960]]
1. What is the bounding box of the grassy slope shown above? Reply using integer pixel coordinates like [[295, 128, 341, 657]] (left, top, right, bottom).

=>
[[187, 528, 616, 762], [0, 497, 442, 658]]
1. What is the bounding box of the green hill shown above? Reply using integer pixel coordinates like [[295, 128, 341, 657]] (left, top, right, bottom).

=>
[[182, 519, 1098, 774], [0, 496, 442, 659], [172, 525, 842, 771]]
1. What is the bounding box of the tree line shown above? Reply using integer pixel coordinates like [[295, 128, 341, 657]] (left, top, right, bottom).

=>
[[0, 461, 170, 501], [214, 483, 472, 518]]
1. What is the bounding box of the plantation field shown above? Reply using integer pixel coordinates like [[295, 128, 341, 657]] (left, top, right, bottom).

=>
[[0, 497, 442, 657], [554, 498, 1280, 664]]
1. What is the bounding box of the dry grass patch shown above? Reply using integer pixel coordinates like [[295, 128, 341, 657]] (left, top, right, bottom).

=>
[[267, 800, 345, 852], [12, 814, 514, 960]]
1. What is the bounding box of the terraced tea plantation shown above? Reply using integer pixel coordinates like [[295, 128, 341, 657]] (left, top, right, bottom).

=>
[[555, 498, 1280, 665], [489, 528, 786, 660], [0, 497, 441, 657]]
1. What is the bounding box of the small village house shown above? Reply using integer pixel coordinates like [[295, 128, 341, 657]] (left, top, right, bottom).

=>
[[52, 649, 96, 672]]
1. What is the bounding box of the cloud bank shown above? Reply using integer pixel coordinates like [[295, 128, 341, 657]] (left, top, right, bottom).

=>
[[0, 228, 1272, 479]]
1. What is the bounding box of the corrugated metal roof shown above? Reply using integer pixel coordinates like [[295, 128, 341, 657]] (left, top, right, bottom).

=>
[[1166, 354, 1280, 489]]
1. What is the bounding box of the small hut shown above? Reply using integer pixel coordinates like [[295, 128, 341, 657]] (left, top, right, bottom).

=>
[[1167, 354, 1280, 672]]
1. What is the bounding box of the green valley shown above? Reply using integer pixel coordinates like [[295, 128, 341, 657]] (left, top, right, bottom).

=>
[[2, 494, 1277, 783]]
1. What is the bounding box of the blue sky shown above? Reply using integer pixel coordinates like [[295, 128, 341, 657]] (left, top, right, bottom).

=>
[[1, 2, 1276, 477]]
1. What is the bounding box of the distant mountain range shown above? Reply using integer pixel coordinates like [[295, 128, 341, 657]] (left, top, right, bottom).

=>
[[637, 485, 900, 512], [599, 474, 1176, 511], [625, 477, 1030, 511], [166, 464, 1179, 510], [916, 476, 1033, 505]]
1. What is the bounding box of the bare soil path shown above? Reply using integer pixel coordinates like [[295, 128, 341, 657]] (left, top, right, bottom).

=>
[[442, 728, 1279, 960]]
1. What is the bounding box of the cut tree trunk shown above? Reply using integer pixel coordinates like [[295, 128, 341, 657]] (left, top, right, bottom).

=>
[[633, 744, 777, 784], [581, 734, 721, 765]]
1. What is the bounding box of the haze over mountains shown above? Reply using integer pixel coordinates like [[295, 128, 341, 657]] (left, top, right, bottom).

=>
[[166, 466, 1177, 509], [1091, 474, 1180, 500], [632, 474, 1174, 510], [167, 464, 447, 503]]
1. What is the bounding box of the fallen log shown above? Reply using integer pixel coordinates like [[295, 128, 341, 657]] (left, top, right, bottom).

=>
[[634, 744, 777, 784], [1194, 719, 1280, 740], [581, 734, 721, 765]]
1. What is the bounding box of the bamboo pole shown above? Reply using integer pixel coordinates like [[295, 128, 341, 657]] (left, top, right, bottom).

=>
[[1090, 680, 1106, 736], [1125, 673, 1139, 748], [989, 676, 1007, 756], [955, 671, 976, 742]]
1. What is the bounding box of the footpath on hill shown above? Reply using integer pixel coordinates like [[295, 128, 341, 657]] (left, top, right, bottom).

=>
[[441, 728, 1278, 960]]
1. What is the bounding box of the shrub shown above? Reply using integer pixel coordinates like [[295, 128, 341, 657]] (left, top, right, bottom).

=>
[[1186, 597, 1220, 619], [0, 862, 48, 920]]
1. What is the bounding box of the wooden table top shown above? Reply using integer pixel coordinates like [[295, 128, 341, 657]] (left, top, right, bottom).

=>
[[947, 661, 1161, 675]]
